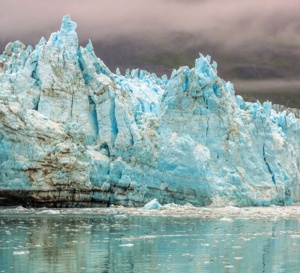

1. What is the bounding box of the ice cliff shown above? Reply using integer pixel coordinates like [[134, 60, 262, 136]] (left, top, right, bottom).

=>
[[0, 15, 300, 207]]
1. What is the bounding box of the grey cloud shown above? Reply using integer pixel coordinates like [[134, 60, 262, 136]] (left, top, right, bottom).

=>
[[0, 0, 300, 49]]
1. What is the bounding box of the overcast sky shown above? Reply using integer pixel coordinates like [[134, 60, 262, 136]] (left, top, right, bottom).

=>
[[1, 0, 300, 50]]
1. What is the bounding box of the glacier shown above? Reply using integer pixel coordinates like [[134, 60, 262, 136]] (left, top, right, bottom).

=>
[[0, 15, 299, 207]]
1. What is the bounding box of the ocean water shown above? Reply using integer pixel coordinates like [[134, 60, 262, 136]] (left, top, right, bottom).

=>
[[1, 210, 300, 273]]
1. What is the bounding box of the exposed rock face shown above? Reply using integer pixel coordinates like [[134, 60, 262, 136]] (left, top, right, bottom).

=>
[[0, 15, 299, 207]]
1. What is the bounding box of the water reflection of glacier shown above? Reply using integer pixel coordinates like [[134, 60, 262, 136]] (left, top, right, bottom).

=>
[[1, 213, 300, 272]]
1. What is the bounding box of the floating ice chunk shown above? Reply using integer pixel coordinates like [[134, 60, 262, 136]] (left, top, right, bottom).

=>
[[220, 218, 234, 222], [13, 251, 30, 255], [225, 206, 240, 210], [143, 199, 162, 210], [114, 214, 128, 219], [119, 244, 134, 247], [234, 257, 244, 260], [37, 209, 60, 215], [163, 203, 182, 209], [11, 206, 28, 213]]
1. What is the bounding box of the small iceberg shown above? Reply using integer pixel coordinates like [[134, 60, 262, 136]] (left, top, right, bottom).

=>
[[143, 199, 162, 210]]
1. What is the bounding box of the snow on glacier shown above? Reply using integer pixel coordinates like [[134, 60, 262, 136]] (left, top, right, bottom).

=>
[[0, 15, 299, 207]]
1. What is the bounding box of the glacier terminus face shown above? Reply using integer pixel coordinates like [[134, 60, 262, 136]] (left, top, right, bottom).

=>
[[0, 15, 299, 207]]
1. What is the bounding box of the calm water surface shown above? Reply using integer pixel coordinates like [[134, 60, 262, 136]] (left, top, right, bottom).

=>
[[1, 213, 300, 273]]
